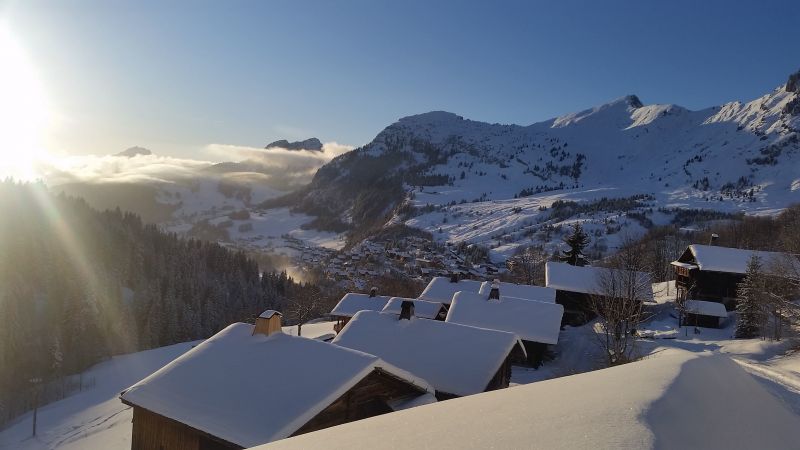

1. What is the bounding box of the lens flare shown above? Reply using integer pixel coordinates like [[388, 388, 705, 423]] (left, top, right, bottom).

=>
[[0, 25, 51, 180]]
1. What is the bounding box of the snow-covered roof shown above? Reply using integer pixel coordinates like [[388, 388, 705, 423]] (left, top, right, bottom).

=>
[[478, 281, 556, 303], [381, 297, 446, 320], [281, 320, 337, 341], [445, 292, 564, 345], [258, 310, 281, 319], [418, 277, 483, 304], [683, 244, 798, 275], [545, 262, 654, 301], [329, 293, 392, 318], [120, 323, 432, 447], [332, 311, 524, 397], [683, 300, 728, 319], [254, 351, 800, 450]]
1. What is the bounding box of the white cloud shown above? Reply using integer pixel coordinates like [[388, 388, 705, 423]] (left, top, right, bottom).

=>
[[36, 141, 354, 189]]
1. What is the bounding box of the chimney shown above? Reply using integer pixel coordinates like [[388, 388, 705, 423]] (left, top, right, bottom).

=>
[[488, 279, 500, 300], [449, 273, 459, 283], [708, 233, 719, 246], [369, 286, 378, 298], [253, 310, 282, 336], [399, 300, 415, 320]]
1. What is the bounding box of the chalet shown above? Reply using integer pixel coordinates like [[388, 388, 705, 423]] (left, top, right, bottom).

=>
[[418, 276, 483, 305], [477, 280, 557, 303], [446, 291, 563, 366], [381, 297, 448, 320], [672, 244, 798, 309], [545, 262, 654, 326], [329, 291, 392, 333], [333, 307, 526, 400], [120, 311, 434, 450], [680, 299, 728, 328]]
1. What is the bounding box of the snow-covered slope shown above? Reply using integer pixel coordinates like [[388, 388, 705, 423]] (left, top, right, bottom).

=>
[[256, 349, 800, 450], [0, 342, 197, 450], [293, 70, 800, 258]]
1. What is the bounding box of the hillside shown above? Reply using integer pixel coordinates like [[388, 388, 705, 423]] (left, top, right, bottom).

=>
[[0, 182, 307, 427], [281, 70, 800, 257]]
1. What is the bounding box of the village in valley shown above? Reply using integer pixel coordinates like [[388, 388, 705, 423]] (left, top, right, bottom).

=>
[[111, 220, 800, 449]]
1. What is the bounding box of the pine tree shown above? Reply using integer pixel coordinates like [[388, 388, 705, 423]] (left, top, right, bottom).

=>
[[560, 223, 590, 266], [735, 255, 766, 338]]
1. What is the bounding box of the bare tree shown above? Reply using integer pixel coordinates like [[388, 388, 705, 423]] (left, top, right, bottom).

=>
[[506, 246, 548, 285], [286, 288, 324, 337], [590, 240, 653, 366]]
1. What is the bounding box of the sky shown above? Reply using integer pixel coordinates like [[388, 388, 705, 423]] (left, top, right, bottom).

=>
[[1, 0, 799, 161]]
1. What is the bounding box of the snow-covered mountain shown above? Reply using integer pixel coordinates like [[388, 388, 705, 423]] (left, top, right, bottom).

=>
[[284, 70, 800, 258]]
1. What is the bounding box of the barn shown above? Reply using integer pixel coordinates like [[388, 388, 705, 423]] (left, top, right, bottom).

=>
[[445, 291, 563, 366], [332, 307, 526, 400], [672, 244, 798, 309], [329, 292, 392, 332], [545, 262, 653, 325], [680, 299, 728, 328], [381, 297, 448, 320], [418, 276, 483, 305], [119, 312, 434, 449]]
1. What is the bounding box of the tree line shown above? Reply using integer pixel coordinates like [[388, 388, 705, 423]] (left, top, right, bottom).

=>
[[0, 181, 322, 425]]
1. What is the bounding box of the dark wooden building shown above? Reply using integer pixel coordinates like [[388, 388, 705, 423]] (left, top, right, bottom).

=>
[[120, 311, 434, 449], [545, 262, 654, 326], [672, 244, 797, 310]]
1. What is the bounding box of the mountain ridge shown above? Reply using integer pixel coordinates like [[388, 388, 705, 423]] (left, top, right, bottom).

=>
[[272, 69, 800, 255]]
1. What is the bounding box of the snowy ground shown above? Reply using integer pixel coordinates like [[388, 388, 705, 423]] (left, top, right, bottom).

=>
[[0, 342, 198, 450], [3, 296, 800, 449]]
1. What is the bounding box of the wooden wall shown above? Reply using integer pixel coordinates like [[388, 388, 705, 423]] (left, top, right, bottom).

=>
[[130, 407, 240, 450], [555, 290, 597, 326], [292, 369, 425, 437]]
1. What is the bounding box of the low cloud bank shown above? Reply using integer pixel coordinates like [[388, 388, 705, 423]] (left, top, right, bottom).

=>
[[38, 141, 354, 189]]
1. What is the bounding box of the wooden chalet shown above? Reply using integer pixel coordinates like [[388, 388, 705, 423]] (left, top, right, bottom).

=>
[[445, 290, 564, 367], [672, 244, 798, 310], [332, 306, 526, 400], [418, 275, 483, 305], [329, 290, 392, 333], [120, 310, 434, 449], [545, 262, 653, 326]]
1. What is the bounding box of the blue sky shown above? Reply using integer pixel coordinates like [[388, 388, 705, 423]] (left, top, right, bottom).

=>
[[3, 0, 799, 159]]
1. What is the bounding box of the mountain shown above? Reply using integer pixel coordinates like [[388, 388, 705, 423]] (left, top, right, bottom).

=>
[[115, 146, 152, 157], [265, 138, 323, 151], [276, 70, 800, 257]]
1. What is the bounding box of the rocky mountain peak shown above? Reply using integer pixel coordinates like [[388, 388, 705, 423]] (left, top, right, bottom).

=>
[[115, 146, 152, 157], [265, 138, 323, 151]]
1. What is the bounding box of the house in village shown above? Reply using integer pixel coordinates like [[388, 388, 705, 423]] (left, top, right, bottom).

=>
[[120, 311, 434, 450], [672, 244, 798, 309], [545, 262, 654, 325], [478, 280, 557, 303], [381, 297, 448, 320], [418, 276, 483, 305], [329, 291, 393, 333], [680, 299, 728, 328], [446, 291, 563, 366], [333, 307, 526, 400]]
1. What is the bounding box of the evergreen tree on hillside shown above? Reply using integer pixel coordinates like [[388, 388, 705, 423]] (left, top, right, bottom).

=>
[[735, 255, 766, 339], [560, 223, 590, 266]]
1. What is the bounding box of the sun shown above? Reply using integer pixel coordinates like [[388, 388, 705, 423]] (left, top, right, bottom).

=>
[[0, 25, 51, 180]]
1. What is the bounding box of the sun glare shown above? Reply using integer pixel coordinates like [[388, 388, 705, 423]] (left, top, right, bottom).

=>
[[0, 25, 51, 180]]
